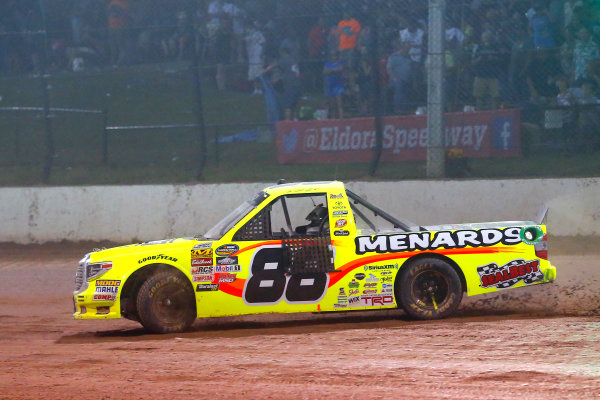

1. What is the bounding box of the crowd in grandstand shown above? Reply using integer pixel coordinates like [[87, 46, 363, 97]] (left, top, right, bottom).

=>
[[0, 0, 599, 122]]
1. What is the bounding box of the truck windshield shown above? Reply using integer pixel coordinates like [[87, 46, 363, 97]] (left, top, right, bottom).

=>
[[202, 191, 269, 240]]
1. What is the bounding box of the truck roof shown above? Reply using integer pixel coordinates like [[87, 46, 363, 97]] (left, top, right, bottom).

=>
[[264, 181, 345, 196]]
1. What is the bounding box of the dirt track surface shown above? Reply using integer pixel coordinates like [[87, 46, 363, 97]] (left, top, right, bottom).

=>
[[1, 239, 599, 399]]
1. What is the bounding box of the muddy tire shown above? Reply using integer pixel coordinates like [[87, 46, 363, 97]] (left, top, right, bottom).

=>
[[136, 271, 196, 334], [397, 258, 463, 320]]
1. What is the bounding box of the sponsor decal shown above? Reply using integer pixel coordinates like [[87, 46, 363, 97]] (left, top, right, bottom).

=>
[[95, 280, 121, 295], [477, 259, 543, 289], [363, 289, 377, 294], [330, 193, 344, 199], [339, 288, 346, 295], [95, 280, 120, 286], [196, 283, 220, 292], [364, 263, 399, 272], [381, 276, 393, 283], [348, 296, 361, 305], [217, 256, 238, 265], [95, 286, 119, 294], [215, 244, 239, 256], [354, 273, 366, 280], [366, 273, 379, 282], [332, 201, 346, 210], [191, 248, 213, 258], [348, 279, 360, 288], [93, 294, 116, 301], [193, 242, 212, 249], [364, 282, 378, 288], [218, 273, 237, 283], [333, 304, 347, 308], [381, 271, 392, 276], [138, 254, 178, 264], [335, 219, 348, 228], [348, 288, 359, 296], [332, 210, 348, 216], [381, 283, 393, 293], [191, 266, 213, 275], [520, 226, 544, 245], [334, 230, 350, 236], [214, 264, 242, 273], [193, 274, 214, 282], [355, 228, 522, 255], [191, 257, 212, 266], [360, 295, 394, 306]]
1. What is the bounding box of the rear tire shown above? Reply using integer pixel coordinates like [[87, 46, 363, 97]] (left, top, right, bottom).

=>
[[136, 271, 196, 333], [396, 258, 462, 320]]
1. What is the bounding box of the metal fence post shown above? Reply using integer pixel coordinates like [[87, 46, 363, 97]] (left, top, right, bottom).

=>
[[102, 109, 109, 165], [427, 0, 446, 178]]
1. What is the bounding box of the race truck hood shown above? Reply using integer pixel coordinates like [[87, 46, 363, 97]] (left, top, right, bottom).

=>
[[88, 238, 211, 262]]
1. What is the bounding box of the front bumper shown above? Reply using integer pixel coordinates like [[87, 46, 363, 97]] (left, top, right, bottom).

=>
[[73, 293, 121, 320]]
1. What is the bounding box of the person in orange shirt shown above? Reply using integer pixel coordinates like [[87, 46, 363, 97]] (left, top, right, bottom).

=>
[[337, 11, 361, 51], [336, 11, 361, 108]]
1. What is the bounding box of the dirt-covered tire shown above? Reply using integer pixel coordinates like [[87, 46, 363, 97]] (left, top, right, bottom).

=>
[[136, 271, 196, 334], [396, 258, 463, 320]]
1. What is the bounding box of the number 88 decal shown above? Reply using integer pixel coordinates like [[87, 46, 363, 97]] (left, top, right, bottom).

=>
[[243, 247, 329, 305]]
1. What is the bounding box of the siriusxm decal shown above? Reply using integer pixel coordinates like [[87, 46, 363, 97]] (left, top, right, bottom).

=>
[[355, 228, 522, 255]]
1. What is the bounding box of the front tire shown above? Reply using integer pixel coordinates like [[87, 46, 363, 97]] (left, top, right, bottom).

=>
[[136, 271, 196, 333], [397, 258, 463, 320]]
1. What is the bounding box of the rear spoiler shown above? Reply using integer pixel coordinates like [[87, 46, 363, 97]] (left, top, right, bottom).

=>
[[536, 205, 549, 225]]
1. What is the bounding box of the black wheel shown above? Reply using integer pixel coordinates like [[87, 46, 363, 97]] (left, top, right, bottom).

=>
[[396, 258, 463, 320], [136, 271, 196, 333]]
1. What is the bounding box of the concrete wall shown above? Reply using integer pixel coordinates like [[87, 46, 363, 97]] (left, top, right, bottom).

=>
[[1, 178, 598, 244]]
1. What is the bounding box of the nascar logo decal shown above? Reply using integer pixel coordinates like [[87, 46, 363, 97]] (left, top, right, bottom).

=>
[[477, 259, 543, 289]]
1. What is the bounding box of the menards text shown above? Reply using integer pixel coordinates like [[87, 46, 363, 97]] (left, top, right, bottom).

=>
[[355, 228, 522, 255]]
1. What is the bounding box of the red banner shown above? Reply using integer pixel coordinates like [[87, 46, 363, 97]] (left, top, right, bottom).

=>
[[275, 109, 521, 164]]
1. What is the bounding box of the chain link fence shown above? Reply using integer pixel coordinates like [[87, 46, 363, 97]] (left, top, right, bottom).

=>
[[0, 0, 598, 184]]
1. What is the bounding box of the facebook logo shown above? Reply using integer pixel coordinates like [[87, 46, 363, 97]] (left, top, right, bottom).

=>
[[492, 117, 514, 151]]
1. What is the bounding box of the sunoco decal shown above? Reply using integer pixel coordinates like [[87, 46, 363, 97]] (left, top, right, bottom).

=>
[[355, 228, 522, 255], [477, 259, 543, 289]]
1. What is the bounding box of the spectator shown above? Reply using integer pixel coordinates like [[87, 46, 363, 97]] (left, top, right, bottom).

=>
[[399, 18, 425, 64], [526, 48, 561, 104], [307, 16, 328, 90], [356, 46, 374, 115], [399, 18, 425, 103], [573, 26, 599, 83], [471, 30, 502, 110], [107, 0, 131, 66], [336, 10, 361, 87], [245, 21, 266, 94], [265, 47, 301, 120], [386, 41, 412, 114], [207, 0, 231, 90], [223, 1, 246, 62], [530, 3, 557, 49], [323, 50, 345, 119], [162, 11, 192, 60]]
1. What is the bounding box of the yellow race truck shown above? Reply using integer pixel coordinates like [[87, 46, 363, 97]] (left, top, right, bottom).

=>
[[73, 181, 556, 333]]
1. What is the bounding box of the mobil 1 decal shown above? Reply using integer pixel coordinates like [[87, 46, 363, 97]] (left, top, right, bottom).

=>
[[355, 227, 522, 255], [242, 245, 329, 305], [477, 259, 543, 289]]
